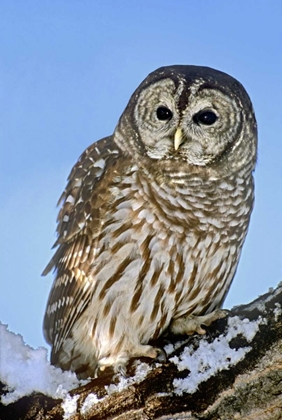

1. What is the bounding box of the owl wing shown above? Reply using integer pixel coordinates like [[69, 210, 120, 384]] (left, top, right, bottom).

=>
[[42, 136, 122, 358]]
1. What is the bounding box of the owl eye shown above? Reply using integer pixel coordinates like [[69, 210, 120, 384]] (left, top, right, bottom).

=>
[[156, 106, 173, 121], [193, 110, 217, 126]]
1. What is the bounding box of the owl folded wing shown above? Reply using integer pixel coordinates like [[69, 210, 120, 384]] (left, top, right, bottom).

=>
[[42, 136, 121, 357]]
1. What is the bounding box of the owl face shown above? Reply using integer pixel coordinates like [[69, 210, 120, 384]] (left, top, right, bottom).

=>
[[116, 66, 257, 171]]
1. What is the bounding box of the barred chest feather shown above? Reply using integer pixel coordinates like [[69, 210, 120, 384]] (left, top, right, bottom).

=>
[[72, 163, 254, 363]]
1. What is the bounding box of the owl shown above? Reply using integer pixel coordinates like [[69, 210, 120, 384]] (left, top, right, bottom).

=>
[[43, 65, 257, 379]]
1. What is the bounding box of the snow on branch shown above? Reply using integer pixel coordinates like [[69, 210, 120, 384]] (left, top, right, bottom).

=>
[[1, 282, 281, 419], [0, 324, 82, 405]]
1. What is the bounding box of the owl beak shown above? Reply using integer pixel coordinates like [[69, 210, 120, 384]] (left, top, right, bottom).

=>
[[174, 128, 184, 151]]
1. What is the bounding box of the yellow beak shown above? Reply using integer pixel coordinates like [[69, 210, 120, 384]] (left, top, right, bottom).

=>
[[174, 127, 184, 151]]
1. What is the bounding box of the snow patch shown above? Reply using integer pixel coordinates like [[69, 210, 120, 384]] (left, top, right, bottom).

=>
[[81, 393, 103, 414], [0, 323, 82, 405], [164, 338, 190, 356], [61, 394, 79, 419], [0, 322, 153, 414], [273, 303, 282, 321], [170, 316, 265, 395], [105, 362, 152, 395], [236, 282, 282, 314]]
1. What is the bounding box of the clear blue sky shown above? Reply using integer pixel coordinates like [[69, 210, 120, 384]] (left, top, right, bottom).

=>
[[1, 1, 281, 350]]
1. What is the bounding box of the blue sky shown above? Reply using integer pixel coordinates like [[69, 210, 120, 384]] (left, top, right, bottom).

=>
[[1, 1, 281, 351]]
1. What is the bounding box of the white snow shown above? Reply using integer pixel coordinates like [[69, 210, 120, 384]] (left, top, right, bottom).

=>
[[79, 362, 152, 415], [0, 322, 82, 405], [0, 322, 152, 415], [105, 361, 152, 395], [81, 393, 103, 415], [0, 310, 272, 413], [0, 321, 152, 415], [164, 338, 191, 356], [235, 282, 282, 314], [273, 302, 282, 321], [170, 316, 266, 395], [61, 394, 79, 419]]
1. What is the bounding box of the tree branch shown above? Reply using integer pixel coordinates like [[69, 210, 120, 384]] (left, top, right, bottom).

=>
[[1, 283, 281, 420]]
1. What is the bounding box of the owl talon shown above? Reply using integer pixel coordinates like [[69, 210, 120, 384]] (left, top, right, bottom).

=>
[[155, 348, 167, 363], [170, 309, 229, 336], [116, 364, 128, 378]]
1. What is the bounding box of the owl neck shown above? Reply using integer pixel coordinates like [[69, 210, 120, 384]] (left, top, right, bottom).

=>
[[137, 152, 255, 188]]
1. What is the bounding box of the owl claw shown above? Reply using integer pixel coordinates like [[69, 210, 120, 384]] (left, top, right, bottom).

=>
[[116, 364, 128, 378], [170, 309, 229, 336], [155, 347, 167, 363]]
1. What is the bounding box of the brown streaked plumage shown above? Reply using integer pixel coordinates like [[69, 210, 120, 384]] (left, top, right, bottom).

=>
[[43, 65, 257, 378]]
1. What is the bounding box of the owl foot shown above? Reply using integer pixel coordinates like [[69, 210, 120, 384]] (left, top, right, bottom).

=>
[[154, 347, 167, 363], [170, 309, 228, 336], [116, 363, 128, 378], [114, 347, 166, 377], [130, 344, 167, 362], [98, 344, 167, 377]]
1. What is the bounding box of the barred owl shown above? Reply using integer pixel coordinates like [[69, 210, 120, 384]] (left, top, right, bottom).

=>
[[43, 65, 257, 379]]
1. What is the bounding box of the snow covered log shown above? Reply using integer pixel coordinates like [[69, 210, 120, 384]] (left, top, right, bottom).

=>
[[1, 283, 282, 420]]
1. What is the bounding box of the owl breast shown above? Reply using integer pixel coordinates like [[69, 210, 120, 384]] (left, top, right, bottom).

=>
[[70, 162, 254, 370]]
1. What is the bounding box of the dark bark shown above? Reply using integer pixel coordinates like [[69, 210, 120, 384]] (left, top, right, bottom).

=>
[[1, 283, 282, 420]]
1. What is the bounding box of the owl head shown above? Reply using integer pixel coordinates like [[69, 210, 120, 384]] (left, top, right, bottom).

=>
[[114, 65, 257, 177]]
